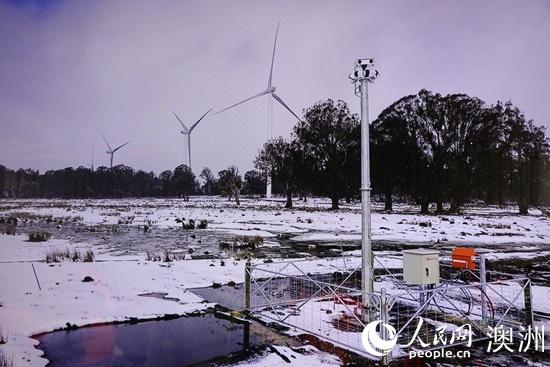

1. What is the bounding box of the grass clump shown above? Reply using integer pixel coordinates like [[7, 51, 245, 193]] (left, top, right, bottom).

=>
[[146, 251, 188, 262], [182, 219, 195, 230], [28, 231, 52, 242], [83, 249, 95, 262], [0, 226, 16, 236], [220, 235, 264, 249], [45, 248, 95, 263], [179, 218, 208, 230], [0, 349, 13, 367]]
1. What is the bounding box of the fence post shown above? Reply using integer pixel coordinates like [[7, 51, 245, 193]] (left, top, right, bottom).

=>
[[419, 285, 426, 307], [381, 288, 389, 366], [244, 260, 251, 312], [479, 252, 488, 323], [31, 263, 42, 291], [523, 278, 534, 327]]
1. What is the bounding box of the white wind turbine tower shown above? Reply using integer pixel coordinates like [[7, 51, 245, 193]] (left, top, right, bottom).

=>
[[101, 131, 130, 169], [214, 23, 301, 198], [90, 141, 95, 172], [172, 108, 212, 171]]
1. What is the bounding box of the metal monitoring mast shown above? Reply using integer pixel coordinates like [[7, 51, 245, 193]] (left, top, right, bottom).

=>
[[350, 58, 379, 321]]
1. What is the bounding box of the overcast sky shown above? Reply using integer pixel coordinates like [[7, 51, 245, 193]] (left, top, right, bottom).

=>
[[1, 0, 549, 174]]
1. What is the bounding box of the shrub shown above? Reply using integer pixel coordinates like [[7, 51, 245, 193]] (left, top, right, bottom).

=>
[[28, 231, 52, 242], [182, 219, 195, 230], [0, 326, 6, 345], [197, 220, 208, 229]]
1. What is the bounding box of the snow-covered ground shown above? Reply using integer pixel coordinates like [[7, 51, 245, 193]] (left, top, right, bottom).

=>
[[0, 232, 352, 367], [2, 197, 550, 246], [1, 197, 549, 366], [234, 345, 341, 367], [0, 235, 248, 366]]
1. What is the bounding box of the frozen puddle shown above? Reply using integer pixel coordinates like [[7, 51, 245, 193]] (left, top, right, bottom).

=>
[[34, 312, 265, 366]]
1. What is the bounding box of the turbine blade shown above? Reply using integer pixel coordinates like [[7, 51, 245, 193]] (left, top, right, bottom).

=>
[[189, 108, 213, 132], [214, 90, 270, 115], [268, 22, 280, 89], [112, 141, 130, 153], [172, 111, 189, 133], [100, 131, 112, 151], [272, 92, 301, 121]]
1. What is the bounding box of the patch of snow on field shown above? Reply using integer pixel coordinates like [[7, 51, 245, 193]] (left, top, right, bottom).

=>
[[234, 345, 341, 367], [532, 286, 550, 314]]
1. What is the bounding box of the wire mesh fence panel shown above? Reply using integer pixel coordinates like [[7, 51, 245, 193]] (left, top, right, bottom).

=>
[[386, 275, 531, 356], [248, 259, 373, 354]]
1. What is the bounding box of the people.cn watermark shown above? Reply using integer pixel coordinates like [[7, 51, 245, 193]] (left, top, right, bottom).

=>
[[362, 317, 545, 360]]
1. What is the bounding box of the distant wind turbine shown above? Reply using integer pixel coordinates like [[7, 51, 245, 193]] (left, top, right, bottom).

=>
[[172, 109, 212, 171], [214, 23, 300, 198], [90, 141, 95, 172], [101, 131, 130, 169]]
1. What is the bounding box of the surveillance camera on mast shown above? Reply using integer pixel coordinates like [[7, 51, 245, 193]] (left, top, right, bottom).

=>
[[350, 58, 379, 88]]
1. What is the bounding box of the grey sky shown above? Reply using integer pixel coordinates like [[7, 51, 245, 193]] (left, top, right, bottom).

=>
[[1, 0, 549, 174]]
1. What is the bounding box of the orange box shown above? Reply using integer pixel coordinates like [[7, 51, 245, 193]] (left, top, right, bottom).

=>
[[452, 247, 476, 270]]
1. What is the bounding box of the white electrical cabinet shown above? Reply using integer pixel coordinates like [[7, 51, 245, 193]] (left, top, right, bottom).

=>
[[403, 249, 440, 285]]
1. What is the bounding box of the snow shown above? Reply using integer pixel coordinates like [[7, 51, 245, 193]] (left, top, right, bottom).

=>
[[532, 286, 550, 314], [0, 234, 245, 367], [234, 345, 341, 367], [3, 197, 550, 246], [1, 197, 550, 366]]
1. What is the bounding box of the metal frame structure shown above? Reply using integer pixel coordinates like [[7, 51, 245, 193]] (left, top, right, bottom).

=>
[[244, 251, 535, 363]]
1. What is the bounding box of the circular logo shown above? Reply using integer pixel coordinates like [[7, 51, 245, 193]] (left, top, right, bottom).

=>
[[361, 320, 398, 357]]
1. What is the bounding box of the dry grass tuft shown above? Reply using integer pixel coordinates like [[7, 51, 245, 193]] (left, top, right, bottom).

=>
[[220, 235, 264, 249], [45, 248, 95, 263], [146, 251, 188, 262], [0, 349, 13, 367]]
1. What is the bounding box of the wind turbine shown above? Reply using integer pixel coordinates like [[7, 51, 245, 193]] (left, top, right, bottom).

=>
[[214, 23, 301, 198], [90, 141, 95, 172], [172, 108, 212, 171], [101, 131, 130, 169]]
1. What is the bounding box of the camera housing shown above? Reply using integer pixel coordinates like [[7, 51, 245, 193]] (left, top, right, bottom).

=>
[[356, 58, 375, 67]]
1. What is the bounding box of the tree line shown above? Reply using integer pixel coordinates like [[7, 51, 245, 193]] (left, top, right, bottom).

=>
[[1, 89, 549, 213], [0, 163, 265, 201], [256, 90, 550, 213]]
